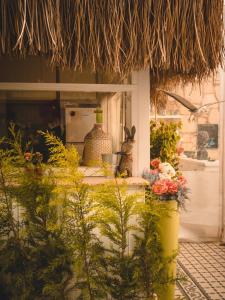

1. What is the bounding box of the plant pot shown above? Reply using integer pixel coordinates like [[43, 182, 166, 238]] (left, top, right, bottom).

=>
[[101, 153, 117, 165], [157, 200, 179, 300], [101, 154, 117, 177]]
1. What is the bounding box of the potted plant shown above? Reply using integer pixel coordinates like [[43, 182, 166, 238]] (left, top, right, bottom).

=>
[[150, 120, 182, 170], [143, 158, 189, 299]]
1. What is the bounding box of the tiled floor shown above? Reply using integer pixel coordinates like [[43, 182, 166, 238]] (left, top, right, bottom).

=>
[[176, 243, 225, 300]]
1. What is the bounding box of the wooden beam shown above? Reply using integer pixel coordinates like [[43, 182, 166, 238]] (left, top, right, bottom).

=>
[[0, 82, 135, 93]]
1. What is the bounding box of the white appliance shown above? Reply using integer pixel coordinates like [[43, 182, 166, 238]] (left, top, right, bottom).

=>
[[65, 107, 96, 156]]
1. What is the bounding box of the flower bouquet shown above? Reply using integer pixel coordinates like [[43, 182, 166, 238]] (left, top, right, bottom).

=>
[[143, 158, 190, 299], [143, 158, 189, 208]]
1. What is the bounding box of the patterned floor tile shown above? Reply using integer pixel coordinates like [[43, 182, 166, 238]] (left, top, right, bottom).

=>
[[176, 242, 225, 300]]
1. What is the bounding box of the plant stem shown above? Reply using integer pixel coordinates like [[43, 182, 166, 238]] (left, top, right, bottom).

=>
[[115, 179, 126, 259], [77, 188, 94, 300], [0, 166, 18, 240]]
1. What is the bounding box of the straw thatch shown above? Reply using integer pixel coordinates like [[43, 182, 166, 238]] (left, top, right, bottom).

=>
[[0, 0, 224, 82]]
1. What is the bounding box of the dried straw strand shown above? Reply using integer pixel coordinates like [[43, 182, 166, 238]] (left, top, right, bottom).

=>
[[0, 0, 223, 86]]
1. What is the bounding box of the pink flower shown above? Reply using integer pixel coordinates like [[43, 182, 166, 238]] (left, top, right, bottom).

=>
[[149, 169, 159, 175], [177, 175, 187, 186], [167, 181, 178, 194], [150, 158, 161, 169], [152, 179, 168, 195], [176, 146, 184, 155], [152, 178, 179, 195]]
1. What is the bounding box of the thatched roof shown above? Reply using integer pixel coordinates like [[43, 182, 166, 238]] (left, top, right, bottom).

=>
[[0, 0, 224, 81]]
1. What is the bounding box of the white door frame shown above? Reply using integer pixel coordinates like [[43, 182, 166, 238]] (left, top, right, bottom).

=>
[[219, 3, 225, 243], [0, 82, 135, 93], [131, 70, 150, 176], [219, 68, 225, 242]]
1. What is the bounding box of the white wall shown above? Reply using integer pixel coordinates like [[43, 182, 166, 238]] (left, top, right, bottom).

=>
[[180, 162, 220, 241]]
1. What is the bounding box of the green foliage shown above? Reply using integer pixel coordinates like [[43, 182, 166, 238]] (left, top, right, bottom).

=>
[[42, 131, 80, 170], [64, 184, 105, 300], [43, 131, 106, 299], [0, 127, 73, 299], [150, 120, 182, 169], [0, 133, 33, 299], [16, 167, 73, 299], [0, 127, 179, 300], [94, 181, 141, 299]]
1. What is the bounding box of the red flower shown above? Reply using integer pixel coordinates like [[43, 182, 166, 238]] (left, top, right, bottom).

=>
[[24, 152, 32, 161], [152, 179, 168, 195], [150, 158, 161, 169]]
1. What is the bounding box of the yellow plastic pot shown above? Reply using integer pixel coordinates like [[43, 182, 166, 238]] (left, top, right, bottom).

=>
[[157, 200, 179, 300]]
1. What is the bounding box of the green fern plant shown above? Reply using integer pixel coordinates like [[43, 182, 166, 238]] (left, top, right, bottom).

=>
[[43, 131, 106, 299], [15, 164, 73, 299], [94, 180, 141, 300], [0, 126, 181, 299], [0, 134, 33, 299], [0, 126, 73, 299]]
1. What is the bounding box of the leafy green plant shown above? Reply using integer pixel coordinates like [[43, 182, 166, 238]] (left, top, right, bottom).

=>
[[150, 120, 182, 169], [15, 162, 73, 299], [0, 158, 24, 298], [0, 130, 34, 299], [0, 126, 73, 299], [43, 132, 106, 299], [0, 126, 181, 300], [94, 180, 141, 299]]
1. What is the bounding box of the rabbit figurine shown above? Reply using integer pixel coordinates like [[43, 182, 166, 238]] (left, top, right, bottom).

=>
[[116, 126, 136, 177]]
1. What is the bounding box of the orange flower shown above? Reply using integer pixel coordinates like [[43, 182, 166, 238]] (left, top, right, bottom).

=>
[[152, 180, 168, 195], [150, 158, 161, 169]]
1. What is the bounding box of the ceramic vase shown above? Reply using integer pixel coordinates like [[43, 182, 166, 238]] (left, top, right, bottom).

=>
[[82, 123, 112, 166], [157, 200, 179, 300]]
